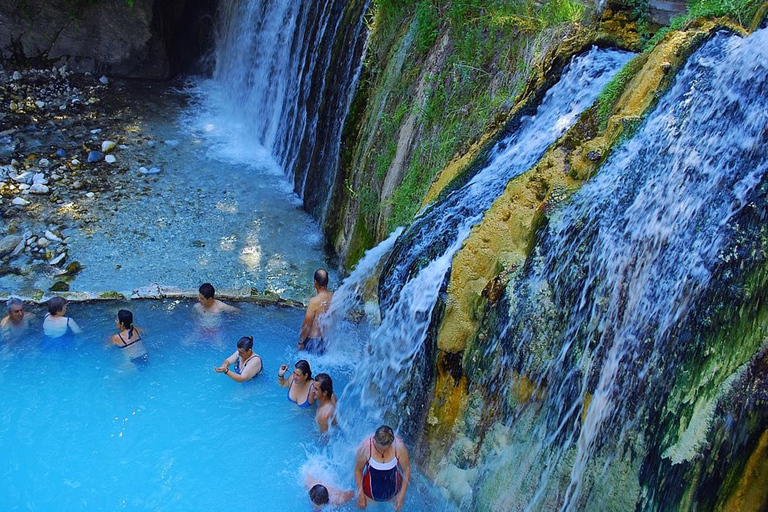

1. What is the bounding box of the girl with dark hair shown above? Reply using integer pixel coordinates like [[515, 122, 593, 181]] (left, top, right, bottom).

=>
[[215, 335, 262, 382], [277, 359, 315, 407], [109, 309, 147, 366]]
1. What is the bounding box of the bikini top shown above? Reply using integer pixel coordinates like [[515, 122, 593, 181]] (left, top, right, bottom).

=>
[[117, 331, 142, 348], [287, 377, 314, 408], [367, 437, 399, 471]]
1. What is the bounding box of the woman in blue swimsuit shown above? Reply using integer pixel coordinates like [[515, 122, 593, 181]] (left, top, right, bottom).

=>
[[109, 309, 147, 366], [354, 425, 411, 511], [215, 336, 263, 382], [277, 359, 315, 407]]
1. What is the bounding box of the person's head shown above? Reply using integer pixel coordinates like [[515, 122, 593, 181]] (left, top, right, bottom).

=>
[[116, 309, 133, 329], [6, 298, 25, 322], [313, 373, 333, 400], [198, 283, 215, 302], [237, 335, 254, 356], [314, 269, 329, 289], [47, 296, 67, 316], [373, 425, 395, 449], [309, 484, 330, 507], [293, 359, 312, 381]]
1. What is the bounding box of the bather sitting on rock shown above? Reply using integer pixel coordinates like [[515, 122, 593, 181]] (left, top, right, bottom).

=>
[[1, 298, 35, 342], [298, 269, 332, 355], [109, 309, 147, 366], [312, 373, 338, 433], [42, 296, 82, 339], [215, 335, 263, 382]]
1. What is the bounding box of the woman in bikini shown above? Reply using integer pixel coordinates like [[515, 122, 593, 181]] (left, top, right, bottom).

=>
[[109, 309, 147, 366], [277, 359, 315, 407], [215, 335, 262, 382], [354, 425, 411, 511]]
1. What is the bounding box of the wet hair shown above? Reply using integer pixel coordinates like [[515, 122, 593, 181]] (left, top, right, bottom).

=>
[[199, 283, 215, 299], [7, 297, 23, 311], [374, 425, 395, 447], [47, 296, 67, 315], [295, 359, 312, 379], [237, 335, 254, 351], [314, 269, 329, 288], [315, 373, 333, 398], [117, 309, 135, 338], [309, 484, 329, 505]]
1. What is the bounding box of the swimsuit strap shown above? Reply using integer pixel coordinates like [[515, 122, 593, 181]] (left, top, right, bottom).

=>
[[306, 381, 314, 401], [117, 332, 128, 346]]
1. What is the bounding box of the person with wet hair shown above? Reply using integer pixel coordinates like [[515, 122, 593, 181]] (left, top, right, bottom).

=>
[[215, 335, 263, 382], [277, 359, 315, 407], [42, 296, 82, 339], [312, 373, 337, 433], [109, 309, 147, 366], [354, 425, 411, 511], [298, 269, 333, 354], [306, 480, 353, 510], [194, 282, 240, 316], [1, 297, 35, 341]]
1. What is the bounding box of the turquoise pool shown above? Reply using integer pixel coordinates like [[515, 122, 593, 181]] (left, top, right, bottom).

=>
[[0, 300, 452, 511]]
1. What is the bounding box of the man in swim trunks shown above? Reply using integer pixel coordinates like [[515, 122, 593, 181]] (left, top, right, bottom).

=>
[[1, 298, 35, 342], [354, 425, 411, 511], [298, 269, 332, 355]]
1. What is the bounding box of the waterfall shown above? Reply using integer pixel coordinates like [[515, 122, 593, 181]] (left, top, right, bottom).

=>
[[465, 27, 768, 511], [212, 0, 371, 220], [333, 48, 632, 442]]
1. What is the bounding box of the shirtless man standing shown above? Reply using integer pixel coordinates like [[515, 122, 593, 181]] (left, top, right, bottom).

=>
[[312, 373, 337, 433], [298, 269, 332, 355]]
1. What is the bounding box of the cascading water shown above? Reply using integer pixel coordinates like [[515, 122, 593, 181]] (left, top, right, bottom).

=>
[[455, 27, 768, 511], [335, 48, 633, 440], [211, 0, 370, 220]]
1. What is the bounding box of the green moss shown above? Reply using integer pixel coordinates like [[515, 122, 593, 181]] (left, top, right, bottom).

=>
[[594, 54, 647, 130], [98, 291, 126, 300]]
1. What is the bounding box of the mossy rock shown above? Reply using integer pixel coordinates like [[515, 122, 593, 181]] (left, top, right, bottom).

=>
[[98, 291, 125, 300], [65, 261, 83, 275], [49, 281, 70, 292]]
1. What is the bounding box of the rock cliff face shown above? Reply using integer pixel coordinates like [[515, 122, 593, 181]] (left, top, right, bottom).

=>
[[0, 0, 216, 78]]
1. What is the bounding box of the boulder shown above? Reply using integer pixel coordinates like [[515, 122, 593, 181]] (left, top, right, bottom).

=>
[[0, 234, 22, 257]]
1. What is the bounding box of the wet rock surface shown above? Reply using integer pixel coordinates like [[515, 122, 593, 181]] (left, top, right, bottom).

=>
[[0, 64, 179, 294]]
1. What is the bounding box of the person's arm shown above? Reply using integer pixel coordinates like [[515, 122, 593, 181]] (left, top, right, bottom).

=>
[[220, 301, 240, 313], [393, 439, 411, 512], [108, 333, 121, 346], [354, 443, 368, 509], [214, 351, 238, 373], [277, 364, 291, 388], [317, 407, 330, 433], [68, 317, 83, 334], [298, 300, 317, 349]]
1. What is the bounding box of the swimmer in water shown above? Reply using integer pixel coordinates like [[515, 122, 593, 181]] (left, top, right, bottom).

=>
[[109, 309, 147, 366], [1, 298, 35, 342], [215, 335, 263, 382], [298, 269, 332, 355], [305, 476, 354, 510], [312, 373, 337, 433], [277, 359, 315, 407], [194, 283, 240, 316], [42, 297, 82, 339]]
